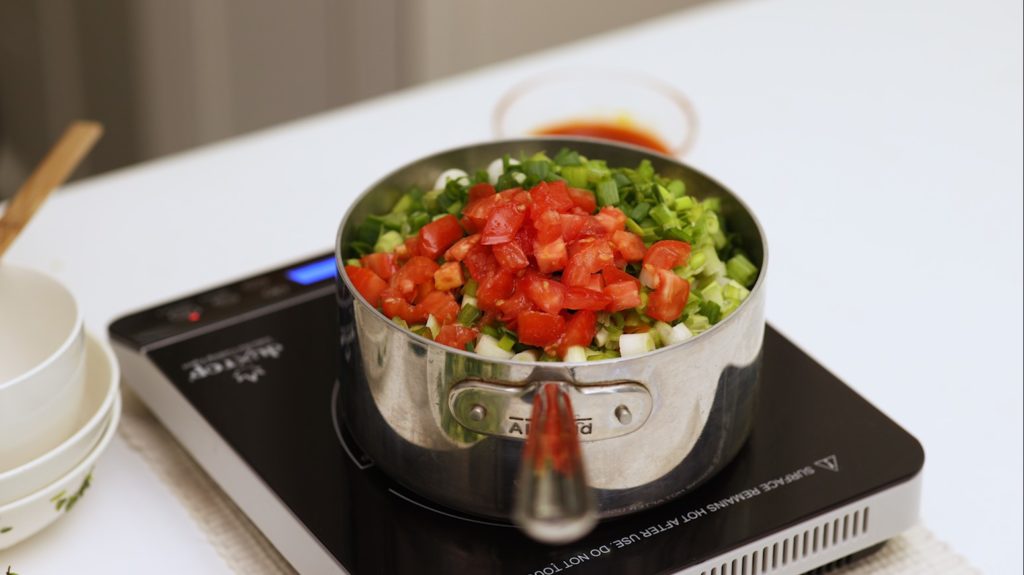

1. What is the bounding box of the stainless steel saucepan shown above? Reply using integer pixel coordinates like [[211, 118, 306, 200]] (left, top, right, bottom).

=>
[[335, 138, 767, 544]]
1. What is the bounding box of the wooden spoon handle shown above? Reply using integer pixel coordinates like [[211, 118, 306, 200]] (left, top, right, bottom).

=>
[[0, 121, 104, 258]]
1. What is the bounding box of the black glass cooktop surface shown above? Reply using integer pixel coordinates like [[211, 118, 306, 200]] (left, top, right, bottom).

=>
[[110, 255, 923, 574]]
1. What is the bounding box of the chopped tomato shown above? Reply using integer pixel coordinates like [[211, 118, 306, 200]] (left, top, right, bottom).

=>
[[435, 324, 478, 350], [646, 270, 690, 323], [498, 187, 531, 206], [463, 243, 498, 280], [481, 202, 528, 245], [602, 265, 639, 286], [534, 238, 567, 273], [418, 214, 464, 259], [611, 230, 645, 262], [558, 310, 597, 357], [529, 180, 574, 220], [476, 268, 516, 311], [361, 253, 398, 281], [445, 234, 480, 262], [345, 266, 387, 307], [517, 311, 566, 346], [381, 287, 426, 323], [390, 256, 439, 299], [533, 210, 562, 244], [584, 273, 604, 293], [433, 261, 464, 291], [513, 224, 535, 258], [563, 239, 615, 287], [415, 290, 459, 324], [593, 207, 627, 233], [493, 241, 529, 270], [523, 273, 566, 314], [463, 193, 504, 230], [563, 287, 612, 311], [498, 281, 534, 321], [559, 213, 606, 242], [567, 187, 597, 213], [412, 279, 434, 303], [467, 182, 496, 204], [558, 213, 587, 242], [395, 236, 421, 260], [604, 281, 641, 312], [643, 240, 692, 270]]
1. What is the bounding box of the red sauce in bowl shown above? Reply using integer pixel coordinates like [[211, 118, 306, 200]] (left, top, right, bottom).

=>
[[535, 120, 671, 155]]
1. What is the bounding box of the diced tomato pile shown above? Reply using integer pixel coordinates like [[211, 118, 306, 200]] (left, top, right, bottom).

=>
[[345, 180, 692, 358]]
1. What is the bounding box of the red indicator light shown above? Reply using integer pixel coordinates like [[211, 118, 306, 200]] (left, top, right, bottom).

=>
[[187, 310, 201, 323]]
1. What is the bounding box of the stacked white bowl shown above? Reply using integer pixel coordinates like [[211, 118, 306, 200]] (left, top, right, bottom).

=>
[[0, 265, 121, 549]]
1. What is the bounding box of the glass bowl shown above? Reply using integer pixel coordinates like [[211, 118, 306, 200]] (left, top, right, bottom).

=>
[[493, 69, 698, 157]]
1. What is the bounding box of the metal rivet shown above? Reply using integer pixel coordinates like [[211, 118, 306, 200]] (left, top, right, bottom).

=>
[[469, 404, 487, 422], [614, 405, 632, 425]]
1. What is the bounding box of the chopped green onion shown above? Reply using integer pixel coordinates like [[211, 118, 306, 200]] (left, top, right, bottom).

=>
[[522, 160, 550, 183], [619, 332, 655, 357], [481, 324, 501, 338], [623, 310, 642, 327], [657, 185, 674, 205], [684, 313, 710, 333], [553, 148, 582, 166], [511, 349, 540, 362], [373, 230, 404, 254], [609, 312, 625, 328], [457, 304, 481, 327], [596, 179, 619, 207], [497, 334, 517, 352], [391, 194, 416, 213], [629, 202, 651, 221], [674, 196, 695, 212], [409, 211, 430, 232], [726, 254, 758, 287], [463, 279, 478, 297], [561, 166, 589, 188], [723, 280, 751, 303], [649, 204, 678, 227], [700, 281, 725, 307], [422, 189, 443, 212], [475, 334, 514, 359], [700, 301, 723, 324], [446, 201, 463, 215], [345, 258, 361, 267], [690, 248, 708, 269], [563, 346, 588, 363], [426, 315, 441, 338], [667, 180, 685, 198], [702, 197, 722, 212], [625, 217, 645, 236], [355, 219, 382, 245]]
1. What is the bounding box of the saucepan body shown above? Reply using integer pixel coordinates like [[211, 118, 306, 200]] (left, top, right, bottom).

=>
[[335, 138, 767, 525]]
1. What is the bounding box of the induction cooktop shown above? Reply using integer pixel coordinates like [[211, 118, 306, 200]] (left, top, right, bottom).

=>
[[109, 253, 923, 575]]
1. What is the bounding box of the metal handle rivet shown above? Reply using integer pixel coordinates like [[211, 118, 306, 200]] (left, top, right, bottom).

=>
[[469, 404, 487, 422], [614, 405, 632, 425]]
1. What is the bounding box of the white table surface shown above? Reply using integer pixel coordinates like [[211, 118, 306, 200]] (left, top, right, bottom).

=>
[[2, 0, 1020, 572]]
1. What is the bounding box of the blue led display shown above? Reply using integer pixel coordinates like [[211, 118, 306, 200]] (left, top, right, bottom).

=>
[[285, 257, 337, 285]]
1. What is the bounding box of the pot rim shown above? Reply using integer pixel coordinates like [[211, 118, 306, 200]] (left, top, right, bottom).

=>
[[335, 136, 768, 367]]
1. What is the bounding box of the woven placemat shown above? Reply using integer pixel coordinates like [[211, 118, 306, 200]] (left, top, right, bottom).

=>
[[118, 387, 977, 574]]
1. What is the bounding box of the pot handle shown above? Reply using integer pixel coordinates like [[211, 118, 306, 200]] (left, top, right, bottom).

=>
[[512, 381, 597, 544]]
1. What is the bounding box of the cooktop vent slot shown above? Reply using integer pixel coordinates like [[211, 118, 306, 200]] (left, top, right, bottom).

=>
[[699, 506, 871, 575]]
